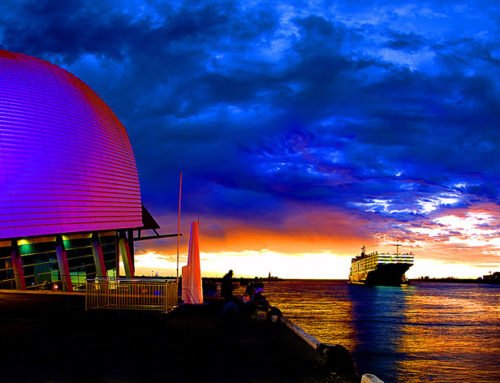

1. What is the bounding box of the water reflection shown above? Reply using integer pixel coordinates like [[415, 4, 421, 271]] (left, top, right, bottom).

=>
[[347, 284, 410, 382], [266, 280, 356, 350], [396, 283, 500, 383], [267, 280, 499, 383]]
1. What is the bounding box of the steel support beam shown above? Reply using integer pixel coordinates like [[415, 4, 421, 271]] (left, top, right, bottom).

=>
[[56, 235, 73, 292], [10, 240, 26, 290], [118, 231, 134, 277], [127, 229, 134, 269], [133, 233, 179, 242], [91, 232, 107, 278]]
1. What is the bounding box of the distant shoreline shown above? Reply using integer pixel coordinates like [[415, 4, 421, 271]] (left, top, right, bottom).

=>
[[261, 277, 498, 284], [410, 277, 499, 284], [136, 275, 499, 285]]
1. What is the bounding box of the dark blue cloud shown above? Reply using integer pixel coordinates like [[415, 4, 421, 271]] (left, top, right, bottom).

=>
[[1, 0, 498, 239]]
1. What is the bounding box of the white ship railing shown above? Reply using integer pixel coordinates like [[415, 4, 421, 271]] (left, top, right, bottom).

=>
[[376, 254, 414, 265], [350, 253, 414, 273], [85, 278, 178, 312]]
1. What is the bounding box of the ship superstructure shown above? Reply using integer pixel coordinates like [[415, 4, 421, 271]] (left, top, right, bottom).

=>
[[349, 245, 414, 286]]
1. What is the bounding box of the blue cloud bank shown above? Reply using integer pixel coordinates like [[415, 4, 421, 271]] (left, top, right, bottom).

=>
[[1, 1, 498, 259]]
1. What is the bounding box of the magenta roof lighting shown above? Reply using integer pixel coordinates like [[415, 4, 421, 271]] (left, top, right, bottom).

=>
[[0, 50, 142, 239]]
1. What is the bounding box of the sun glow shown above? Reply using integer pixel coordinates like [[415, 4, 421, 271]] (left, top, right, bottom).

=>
[[135, 204, 499, 280], [134, 242, 497, 280], [134, 250, 353, 279], [134, 248, 495, 280], [407, 258, 492, 279], [133, 251, 178, 277]]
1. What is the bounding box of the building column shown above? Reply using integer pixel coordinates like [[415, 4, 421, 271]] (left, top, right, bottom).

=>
[[127, 229, 135, 267], [118, 231, 134, 277], [115, 234, 120, 277], [91, 232, 107, 278], [56, 235, 73, 292], [10, 240, 26, 290]]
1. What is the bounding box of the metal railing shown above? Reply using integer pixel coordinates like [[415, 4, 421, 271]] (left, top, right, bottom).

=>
[[376, 254, 414, 265], [85, 278, 178, 313]]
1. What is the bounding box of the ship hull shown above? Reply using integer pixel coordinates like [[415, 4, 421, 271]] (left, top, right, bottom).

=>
[[350, 263, 412, 286]]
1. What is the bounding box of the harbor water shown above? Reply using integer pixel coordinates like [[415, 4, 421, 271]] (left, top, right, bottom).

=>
[[264, 280, 499, 383]]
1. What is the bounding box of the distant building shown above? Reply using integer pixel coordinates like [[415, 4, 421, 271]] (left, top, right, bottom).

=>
[[0, 50, 159, 291], [482, 272, 500, 284]]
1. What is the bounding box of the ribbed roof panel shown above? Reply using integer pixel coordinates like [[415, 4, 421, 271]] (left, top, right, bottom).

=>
[[0, 50, 142, 239]]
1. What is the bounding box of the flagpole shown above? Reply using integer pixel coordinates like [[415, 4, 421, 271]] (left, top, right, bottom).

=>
[[176, 171, 182, 283]]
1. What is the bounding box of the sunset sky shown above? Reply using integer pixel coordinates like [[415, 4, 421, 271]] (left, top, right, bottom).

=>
[[1, 1, 498, 279]]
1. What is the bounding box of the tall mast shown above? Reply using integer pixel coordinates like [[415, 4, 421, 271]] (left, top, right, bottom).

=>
[[176, 171, 182, 282]]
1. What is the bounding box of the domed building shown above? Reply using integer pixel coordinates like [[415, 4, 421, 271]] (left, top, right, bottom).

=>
[[0, 50, 158, 291]]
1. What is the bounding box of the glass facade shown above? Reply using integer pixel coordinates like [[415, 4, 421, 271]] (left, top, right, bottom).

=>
[[0, 232, 126, 291]]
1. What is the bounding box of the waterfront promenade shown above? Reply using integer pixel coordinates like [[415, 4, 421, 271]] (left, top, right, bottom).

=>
[[0, 291, 358, 382]]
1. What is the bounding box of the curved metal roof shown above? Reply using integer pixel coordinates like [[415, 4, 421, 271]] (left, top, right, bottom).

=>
[[0, 50, 142, 239]]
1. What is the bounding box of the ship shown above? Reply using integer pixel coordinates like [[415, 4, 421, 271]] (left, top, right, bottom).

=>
[[349, 245, 414, 286]]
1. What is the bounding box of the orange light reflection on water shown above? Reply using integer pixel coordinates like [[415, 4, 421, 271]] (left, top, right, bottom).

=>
[[265, 280, 499, 383], [396, 283, 500, 383], [265, 280, 356, 351]]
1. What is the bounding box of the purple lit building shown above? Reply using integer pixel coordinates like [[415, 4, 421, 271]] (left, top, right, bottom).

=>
[[0, 50, 158, 291]]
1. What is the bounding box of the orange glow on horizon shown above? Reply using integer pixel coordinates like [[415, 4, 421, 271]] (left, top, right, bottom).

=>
[[136, 203, 499, 279], [144, 206, 375, 254], [134, 249, 494, 280]]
